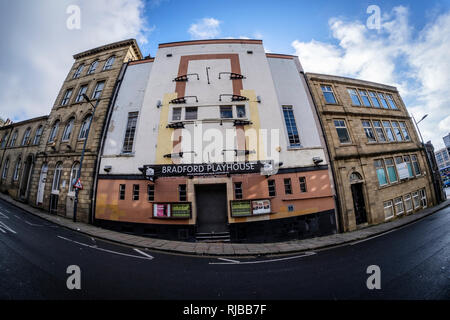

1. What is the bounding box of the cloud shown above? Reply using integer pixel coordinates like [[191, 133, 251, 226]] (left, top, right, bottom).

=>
[[0, 0, 150, 123], [188, 18, 221, 39], [292, 6, 450, 149]]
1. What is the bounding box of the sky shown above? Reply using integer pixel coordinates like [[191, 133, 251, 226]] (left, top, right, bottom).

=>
[[0, 0, 449, 148]]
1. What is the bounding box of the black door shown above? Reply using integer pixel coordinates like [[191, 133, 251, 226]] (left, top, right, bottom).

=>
[[195, 184, 228, 233], [351, 183, 367, 225]]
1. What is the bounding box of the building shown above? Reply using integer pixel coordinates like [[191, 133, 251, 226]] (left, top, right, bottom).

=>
[[24, 39, 143, 222], [306, 73, 437, 232], [0, 116, 48, 201], [95, 39, 337, 242], [443, 133, 450, 152], [435, 147, 450, 170]]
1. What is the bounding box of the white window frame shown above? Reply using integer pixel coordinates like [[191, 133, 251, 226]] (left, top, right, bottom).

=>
[[52, 162, 63, 194], [87, 60, 99, 75], [334, 119, 351, 144], [48, 121, 60, 143], [91, 81, 105, 100], [78, 115, 92, 140], [412, 191, 420, 209], [68, 162, 80, 195], [22, 127, 31, 146], [420, 189, 427, 208], [384, 200, 394, 220], [394, 197, 404, 216], [103, 56, 115, 71], [62, 118, 74, 142], [13, 158, 21, 181], [33, 126, 43, 145], [73, 64, 84, 79], [2, 158, 9, 179], [404, 194, 413, 213]]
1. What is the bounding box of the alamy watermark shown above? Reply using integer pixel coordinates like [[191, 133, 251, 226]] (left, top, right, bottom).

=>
[[366, 265, 381, 290], [66, 265, 81, 290], [66, 5, 81, 30], [366, 5, 381, 30]]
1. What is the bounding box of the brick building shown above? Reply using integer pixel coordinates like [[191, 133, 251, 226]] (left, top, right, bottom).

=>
[[306, 73, 437, 232]]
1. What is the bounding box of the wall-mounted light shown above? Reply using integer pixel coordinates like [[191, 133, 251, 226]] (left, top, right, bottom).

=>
[[103, 165, 112, 173], [256, 95, 262, 103], [156, 100, 162, 108], [313, 157, 323, 165]]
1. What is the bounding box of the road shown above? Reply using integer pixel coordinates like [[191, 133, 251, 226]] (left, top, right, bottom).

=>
[[0, 198, 449, 300]]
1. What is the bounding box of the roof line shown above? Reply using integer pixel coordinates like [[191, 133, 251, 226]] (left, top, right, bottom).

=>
[[158, 39, 263, 48]]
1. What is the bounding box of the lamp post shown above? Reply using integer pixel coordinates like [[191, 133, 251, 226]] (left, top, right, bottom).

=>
[[412, 114, 428, 144], [73, 94, 100, 222]]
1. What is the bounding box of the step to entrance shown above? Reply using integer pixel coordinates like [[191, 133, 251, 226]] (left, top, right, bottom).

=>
[[195, 232, 231, 242]]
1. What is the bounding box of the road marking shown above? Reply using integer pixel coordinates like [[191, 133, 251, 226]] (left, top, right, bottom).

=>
[[133, 248, 154, 259], [14, 214, 44, 227], [0, 221, 17, 234], [217, 257, 240, 263], [57, 235, 154, 260], [0, 212, 9, 219], [209, 251, 316, 265]]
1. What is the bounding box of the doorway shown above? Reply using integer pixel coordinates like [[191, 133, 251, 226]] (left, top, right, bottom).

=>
[[195, 184, 228, 234], [19, 155, 33, 201], [36, 163, 48, 206], [351, 183, 367, 225]]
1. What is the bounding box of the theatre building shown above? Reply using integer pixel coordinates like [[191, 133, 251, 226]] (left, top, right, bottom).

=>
[[306, 73, 437, 232], [95, 39, 337, 242]]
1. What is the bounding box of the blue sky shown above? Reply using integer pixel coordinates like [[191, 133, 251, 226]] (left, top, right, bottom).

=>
[[0, 0, 449, 148]]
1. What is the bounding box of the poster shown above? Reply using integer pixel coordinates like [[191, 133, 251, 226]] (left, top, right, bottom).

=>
[[230, 201, 252, 217], [396, 162, 409, 180], [153, 203, 171, 218], [252, 199, 271, 215], [171, 203, 191, 218]]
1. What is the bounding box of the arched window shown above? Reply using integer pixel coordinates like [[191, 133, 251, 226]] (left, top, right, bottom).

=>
[[0, 132, 8, 148], [22, 127, 31, 145], [103, 56, 115, 70], [33, 125, 43, 145], [87, 60, 99, 75], [52, 162, 63, 192], [73, 64, 84, 79], [48, 120, 60, 142], [62, 118, 75, 141], [78, 115, 92, 140], [69, 162, 80, 193], [13, 157, 21, 181], [2, 158, 9, 179], [349, 172, 363, 183], [9, 130, 18, 147]]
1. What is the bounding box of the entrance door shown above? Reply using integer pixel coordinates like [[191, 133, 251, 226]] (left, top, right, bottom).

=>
[[351, 183, 367, 225], [36, 163, 48, 205], [195, 184, 228, 233], [19, 156, 33, 201]]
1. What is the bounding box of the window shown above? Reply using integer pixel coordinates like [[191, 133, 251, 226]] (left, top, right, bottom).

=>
[[172, 108, 182, 121], [268, 179, 276, 197], [282, 106, 301, 147], [61, 89, 73, 106], [386, 94, 398, 109], [321, 85, 337, 104], [299, 177, 307, 193], [284, 178, 292, 194], [404, 194, 413, 213], [103, 56, 115, 70], [119, 184, 126, 200], [122, 112, 138, 153], [234, 182, 243, 199], [403, 156, 414, 177], [9, 130, 18, 147], [411, 155, 421, 176], [391, 121, 403, 141], [22, 127, 31, 145], [13, 158, 21, 181], [87, 60, 99, 75], [73, 64, 84, 79], [62, 118, 74, 141], [147, 184, 154, 201], [75, 85, 88, 103], [372, 121, 387, 142], [2, 158, 9, 179], [384, 200, 394, 219], [78, 115, 92, 140], [1, 133, 8, 148], [48, 121, 59, 142], [33, 126, 43, 145], [368, 91, 381, 107], [220, 106, 233, 119], [132, 184, 140, 200], [385, 158, 398, 183], [420, 189, 427, 208], [334, 119, 351, 143], [52, 162, 63, 192], [358, 90, 371, 107], [412, 191, 420, 208], [348, 89, 361, 106], [185, 107, 198, 120], [378, 93, 390, 109], [382, 121, 396, 142], [92, 81, 105, 99], [236, 105, 246, 118], [68, 162, 80, 193], [375, 159, 388, 186], [179, 184, 187, 201], [394, 197, 404, 215], [362, 120, 376, 142], [399, 122, 410, 140]]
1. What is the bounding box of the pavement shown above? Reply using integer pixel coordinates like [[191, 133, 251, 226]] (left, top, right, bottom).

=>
[[0, 192, 448, 257]]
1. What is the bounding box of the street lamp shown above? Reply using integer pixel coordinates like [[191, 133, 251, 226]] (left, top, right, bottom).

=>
[[72, 94, 100, 222], [412, 114, 428, 144]]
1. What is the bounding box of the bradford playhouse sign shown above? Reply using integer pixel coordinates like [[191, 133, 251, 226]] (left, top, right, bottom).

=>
[[139, 161, 275, 180]]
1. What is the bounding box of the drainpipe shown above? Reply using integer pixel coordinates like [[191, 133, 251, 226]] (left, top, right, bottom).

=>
[[300, 71, 343, 233], [0, 127, 13, 184], [89, 62, 129, 225]]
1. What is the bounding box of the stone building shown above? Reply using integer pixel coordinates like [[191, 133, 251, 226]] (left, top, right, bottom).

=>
[[25, 39, 142, 223], [306, 73, 437, 231], [0, 116, 48, 201]]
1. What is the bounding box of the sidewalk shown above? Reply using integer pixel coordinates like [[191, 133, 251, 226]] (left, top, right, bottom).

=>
[[1, 193, 448, 256]]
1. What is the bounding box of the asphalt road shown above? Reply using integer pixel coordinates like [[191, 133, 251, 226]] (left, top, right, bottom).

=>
[[0, 198, 449, 300]]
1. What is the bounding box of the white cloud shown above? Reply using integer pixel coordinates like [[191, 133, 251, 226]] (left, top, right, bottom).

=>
[[188, 18, 221, 39], [292, 6, 450, 148], [0, 0, 150, 122]]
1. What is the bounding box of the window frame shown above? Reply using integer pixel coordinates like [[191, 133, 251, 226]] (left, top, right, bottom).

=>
[[13, 157, 21, 181], [284, 178, 292, 195], [362, 120, 377, 143], [122, 112, 139, 154], [61, 88, 73, 106], [375, 159, 388, 186], [358, 90, 372, 107], [185, 107, 198, 120], [299, 176, 307, 193], [119, 184, 126, 200], [91, 81, 105, 100], [33, 125, 43, 145], [382, 120, 396, 142], [73, 64, 84, 79], [22, 127, 31, 146], [220, 105, 233, 119], [404, 194, 413, 213], [48, 121, 60, 143], [78, 115, 92, 140], [52, 162, 63, 193], [234, 182, 243, 199], [61, 118, 75, 142], [103, 56, 115, 71], [179, 184, 187, 201], [384, 200, 394, 220], [87, 60, 99, 75], [282, 105, 301, 148], [333, 119, 351, 144], [268, 179, 276, 197], [384, 158, 398, 183], [320, 85, 337, 104], [368, 91, 381, 108], [347, 88, 362, 106], [75, 85, 88, 103], [394, 197, 404, 215], [9, 130, 18, 147], [68, 162, 80, 194], [372, 120, 387, 142], [412, 191, 420, 209], [1, 158, 9, 179], [132, 184, 140, 201], [147, 184, 154, 201], [172, 108, 182, 121]]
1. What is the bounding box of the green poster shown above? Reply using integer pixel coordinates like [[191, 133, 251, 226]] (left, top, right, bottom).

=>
[[171, 203, 191, 218], [231, 201, 251, 217]]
